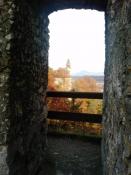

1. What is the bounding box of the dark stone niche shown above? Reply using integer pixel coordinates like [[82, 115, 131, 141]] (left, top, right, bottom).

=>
[[0, 0, 131, 175]]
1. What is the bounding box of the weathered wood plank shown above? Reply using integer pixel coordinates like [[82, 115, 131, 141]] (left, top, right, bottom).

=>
[[48, 111, 102, 123], [47, 91, 103, 99]]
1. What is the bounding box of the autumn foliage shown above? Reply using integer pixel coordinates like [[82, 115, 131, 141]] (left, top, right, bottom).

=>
[[72, 76, 101, 92], [47, 67, 103, 136], [48, 67, 102, 113]]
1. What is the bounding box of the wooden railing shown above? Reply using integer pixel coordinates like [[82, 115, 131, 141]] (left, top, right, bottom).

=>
[[47, 91, 103, 124]]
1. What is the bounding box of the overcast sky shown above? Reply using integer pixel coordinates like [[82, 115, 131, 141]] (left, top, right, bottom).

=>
[[48, 9, 105, 74]]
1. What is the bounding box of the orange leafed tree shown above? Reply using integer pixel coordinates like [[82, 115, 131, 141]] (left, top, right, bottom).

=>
[[48, 97, 70, 111], [48, 68, 56, 91], [72, 76, 100, 92], [48, 67, 71, 111], [48, 68, 102, 113], [55, 68, 69, 78]]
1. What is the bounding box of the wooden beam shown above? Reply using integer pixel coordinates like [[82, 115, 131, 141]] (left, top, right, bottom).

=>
[[47, 91, 103, 99], [48, 111, 102, 123]]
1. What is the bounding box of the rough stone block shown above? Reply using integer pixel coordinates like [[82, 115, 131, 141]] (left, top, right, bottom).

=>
[[0, 146, 8, 175], [127, 72, 131, 85], [127, 86, 131, 94], [127, 55, 131, 67], [0, 0, 3, 6], [128, 162, 131, 175], [102, 0, 131, 174]]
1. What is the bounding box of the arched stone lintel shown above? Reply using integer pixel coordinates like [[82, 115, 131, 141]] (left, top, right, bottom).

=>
[[26, 0, 107, 14]]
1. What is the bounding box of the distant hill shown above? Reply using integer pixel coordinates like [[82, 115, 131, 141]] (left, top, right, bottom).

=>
[[72, 71, 104, 77], [91, 75, 104, 83], [72, 75, 104, 84]]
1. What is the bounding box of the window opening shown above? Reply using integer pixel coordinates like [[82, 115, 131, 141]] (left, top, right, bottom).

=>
[[47, 9, 105, 138]]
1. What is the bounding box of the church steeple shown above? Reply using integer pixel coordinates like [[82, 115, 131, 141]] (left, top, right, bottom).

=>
[[65, 59, 72, 91], [66, 59, 71, 73]]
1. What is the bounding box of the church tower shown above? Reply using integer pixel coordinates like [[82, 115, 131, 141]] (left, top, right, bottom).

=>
[[65, 59, 72, 91], [66, 59, 71, 75]]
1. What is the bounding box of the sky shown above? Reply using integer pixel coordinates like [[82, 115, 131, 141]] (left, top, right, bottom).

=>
[[48, 9, 105, 75]]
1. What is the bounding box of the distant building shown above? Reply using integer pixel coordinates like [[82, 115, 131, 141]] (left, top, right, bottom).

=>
[[54, 59, 72, 91], [65, 59, 72, 91], [66, 59, 71, 73]]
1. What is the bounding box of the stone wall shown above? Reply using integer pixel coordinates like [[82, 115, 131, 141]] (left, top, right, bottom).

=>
[[7, 1, 49, 174], [1, 0, 131, 175], [43, 0, 106, 14], [0, 0, 107, 174], [0, 0, 15, 174], [102, 0, 131, 174], [0, 0, 49, 174]]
